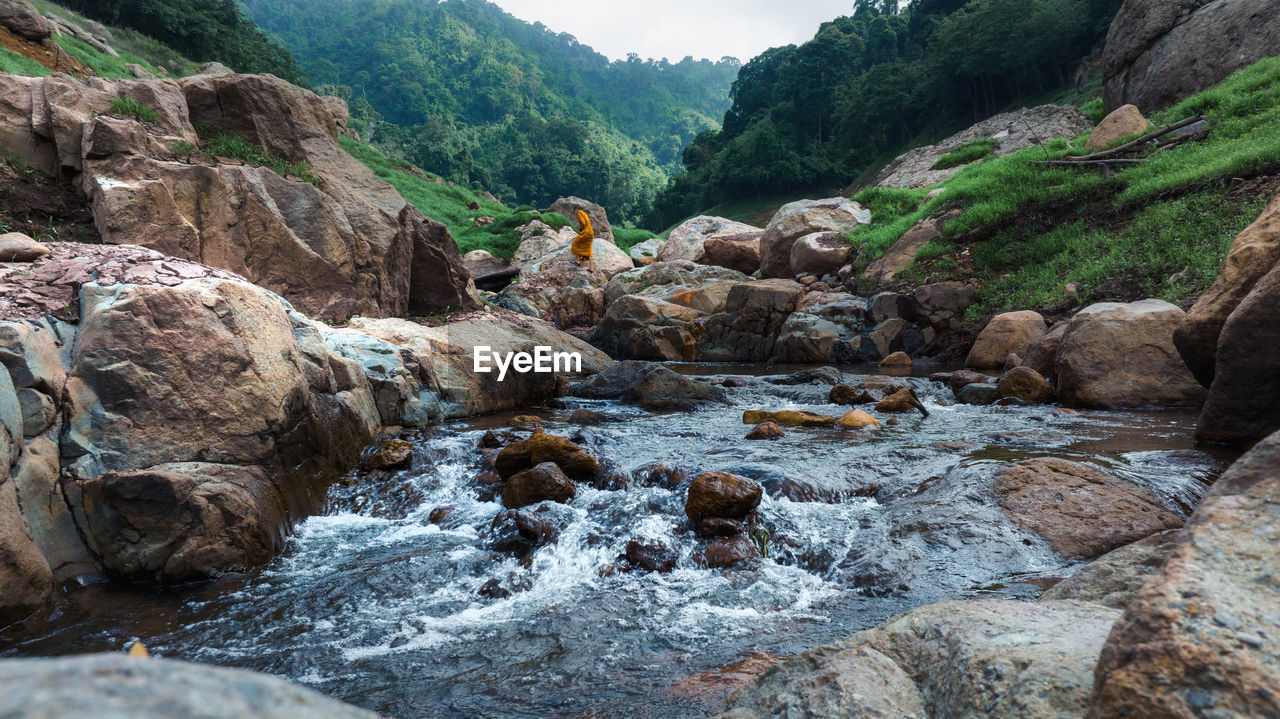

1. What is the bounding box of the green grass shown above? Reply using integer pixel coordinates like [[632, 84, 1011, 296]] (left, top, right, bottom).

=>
[[28, 0, 196, 77], [0, 47, 51, 76], [54, 34, 161, 79], [200, 130, 318, 185], [931, 138, 998, 170], [1080, 97, 1106, 124], [614, 227, 658, 253], [341, 136, 576, 258], [109, 95, 158, 123]]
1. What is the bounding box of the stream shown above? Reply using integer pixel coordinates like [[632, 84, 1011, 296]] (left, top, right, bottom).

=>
[[0, 364, 1228, 718]]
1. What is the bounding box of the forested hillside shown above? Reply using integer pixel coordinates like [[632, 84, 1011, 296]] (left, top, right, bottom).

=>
[[242, 0, 741, 224], [648, 0, 1122, 228]]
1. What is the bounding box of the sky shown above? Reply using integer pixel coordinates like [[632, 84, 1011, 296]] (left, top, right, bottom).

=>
[[484, 0, 857, 63]]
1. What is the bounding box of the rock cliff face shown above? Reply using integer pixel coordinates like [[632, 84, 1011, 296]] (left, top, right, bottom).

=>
[[0, 70, 478, 321]]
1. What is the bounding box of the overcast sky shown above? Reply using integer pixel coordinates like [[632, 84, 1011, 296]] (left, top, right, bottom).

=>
[[484, 0, 857, 63]]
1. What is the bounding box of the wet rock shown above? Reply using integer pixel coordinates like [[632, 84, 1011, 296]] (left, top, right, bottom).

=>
[[427, 506, 454, 524], [836, 409, 880, 430], [510, 415, 543, 428], [361, 439, 413, 472], [0, 653, 381, 718], [0, 232, 49, 262], [789, 231, 851, 277], [697, 518, 746, 538], [829, 384, 874, 405], [994, 458, 1183, 560], [479, 430, 513, 449], [930, 369, 990, 395], [502, 462, 577, 509], [718, 644, 924, 719], [875, 388, 928, 417], [572, 360, 727, 410], [741, 410, 836, 428], [568, 408, 603, 425], [696, 536, 759, 569], [478, 578, 511, 599], [494, 433, 599, 482], [632, 462, 687, 490], [770, 366, 843, 386], [1038, 529, 1178, 608], [625, 538, 677, 573], [685, 471, 763, 522], [965, 310, 1047, 370], [1091, 430, 1280, 716], [667, 650, 782, 706], [768, 477, 841, 503], [760, 198, 872, 278], [996, 366, 1054, 404], [745, 422, 784, 440], [1056, 299, 1205, 408], [1086, 104, 1149, 150], [958, 382, 1000, 406], [658, 216, 760, 264], [879, 351, 911, 368], [722, 376, 748, 388], [858, 375, 909, 393], [490, 508, 559, 553]]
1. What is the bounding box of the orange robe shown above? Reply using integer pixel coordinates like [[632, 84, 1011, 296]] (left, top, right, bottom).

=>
[[570, 209, 594, 259]]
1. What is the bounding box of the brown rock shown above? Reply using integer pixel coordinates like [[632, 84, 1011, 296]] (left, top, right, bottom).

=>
[[494, 433, 599, 481], [1057, 300, 1206, 408], [696, 536, 759, 569], [1091, 429, 1280, 717], [625, 538, 677, 572], [965, 310, 1047, 370], [829, 384, 874, 405], [996, 366, 1054, 404], [667, 281, 737, 315], [666, 651, 782, 706], [836, 409, 880, 429], [1038, 529, 1178, 608], [863, 213, 950, 287], [994, 458, 1183, 560], [0, 0, 51, 41], [1175, 192, 1280, 387], [930, 369, 991, 396], [0, 465, 53, 622], [912, 280, 976, 329], [568, 408, 603, 425], [697, 518, 746, 538], [1085, 104, 1150, 150], [741, 410, 836, 427], [550, 196, 613, 245], [875, 388, 928, 417], [789, 231, 851, 277], [0, 232, 49, 262], [659, 216, 760, 264], [685, 471, 763, 522], [745, 422, 784, 440], [879, 351, 911, 368], [696, 279, 806, 362], [502, 462, 576, 509], [760, 198, 871, 278], [361, 438, 413, 472], [1023, 322, 1068, 380], [702, 232, 763, 274]]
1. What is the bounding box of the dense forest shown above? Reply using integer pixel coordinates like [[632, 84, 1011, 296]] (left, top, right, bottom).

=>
[[646, 0, 1123, 228], [242, 0, 741, 224], [57, 0, 304, 83]]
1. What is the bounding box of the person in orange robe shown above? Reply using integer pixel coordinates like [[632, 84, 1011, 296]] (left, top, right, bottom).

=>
[[570, 209, 595, 272]]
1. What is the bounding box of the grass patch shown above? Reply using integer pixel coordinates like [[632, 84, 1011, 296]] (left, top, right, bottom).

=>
[[198, 130, 318, 185], [614, 227, 658, 253], [1080, 97, 1106, 124], [0, 47, 51, 76], [931, 138, 998, 170], [109, 95, 158, 123], [53, 34, 160, 79]]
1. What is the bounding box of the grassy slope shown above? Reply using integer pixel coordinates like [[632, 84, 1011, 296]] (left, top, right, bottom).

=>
[[846, 55, 1280, 322]]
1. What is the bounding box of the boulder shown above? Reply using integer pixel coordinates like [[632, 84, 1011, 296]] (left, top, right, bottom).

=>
[[1174, 192, 1280, 387], [696, 536, 759, 569], [876, 388, 928, 416], [957, 382, 1000, 406], [965, 310, 1047, 370], [570, 361, 726, 410], [759, 198, 871, 278], [0, 0, 51, 41], [789, 231, 851, 277], [603, 261, 750, 304], [546, 285, 605, 332], [1022, 321, 1068, 380], [658, 216, 760, 264], [741, 410, 836, 427], [1091, 430, 1280, 716], [463, 250, 518, 292], [625, 538, 676, 572], [1101, 0, 1280, 112], [994, 458, 1183, 560], [0, 232, 49, 262], [685, 471, 763, 522], [0, 461, 53, 623], [517, 235, 634, 279], [911, 280, 974, 329], [702, 232, 763, 274], [361, 438, 413, 472], [589, 295, 704, 361], [502, 462, 576, 509], [697, 279, 806, 361], [836, 409, 880, 430], [494, 433, 598, 482], [628, 238, 662, 259], [550, 196, 613, 245], [863, 213, 953, 287], [830, 384, 874, 405], [771, 313, 862, 364], [745, 422, 784, 440], [875, 105, 1094, 189], [880, 351, 911, 368], [0, 653, 380, 718], [667, 281, 736, 315], [1085, 104, 1150, 150], [931, 369, 991, 396], [996, 366, 1054, 404], [510, 222, 576, 271], [1056, 300, 1206, 408], [1038, 529, 1178, 608]]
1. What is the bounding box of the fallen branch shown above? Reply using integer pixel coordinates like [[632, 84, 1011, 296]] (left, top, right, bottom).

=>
[[1032, 158, 1146, 167], [1060, 114, 1207, 163]]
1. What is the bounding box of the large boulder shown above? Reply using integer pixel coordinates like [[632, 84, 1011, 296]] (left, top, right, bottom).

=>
[[502, 462, 576, 509], [0, 0, 52, 41], [697, 279, 806, 361], [1056, 300, 1206, 408], [1101, 0, 1280, 113], [1175, 193, 1280, 387], [1038, 529, 1179, 608], [658, 216, 760, 264], [875, 105, 1094, 189], [588, 294, 705, 361], [0, 438, 53, 622], [719, 645, 925, 718], [0, 653, 379, 718], [912, 281, 975, 329], [685, 471, 763, 522], [789, 231, 851, 277], [1091, 430, 1280, 716], [994, 458, 1183, 560], [603, 261, 750, 305], [702, 232, 763, 274], [759, 198, 871, 278], [550, 196, 613, 245], [1085, 104, 1150, 150], [965, 310, 1047, 370], [570, 360, 726, 410]]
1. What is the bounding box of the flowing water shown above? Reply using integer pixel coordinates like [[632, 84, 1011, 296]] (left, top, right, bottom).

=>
[[0, 364, 1229, 718]]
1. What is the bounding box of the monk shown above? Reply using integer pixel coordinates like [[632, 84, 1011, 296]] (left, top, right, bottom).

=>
[[570, 209, 595, 272]]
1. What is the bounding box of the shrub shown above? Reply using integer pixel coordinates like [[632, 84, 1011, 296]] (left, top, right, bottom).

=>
[[109, 95, 159, 123]]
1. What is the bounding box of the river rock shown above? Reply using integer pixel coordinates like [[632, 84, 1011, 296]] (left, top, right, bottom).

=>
[[550, 196, 613, 245], [502, 462, 576, 509], [745, 422, 784, 440], [1091, 429, 1280, 716], [912, 281, 975, 329], [863, 213, 950, 287], [589, 294, 704, 361], [1175, 192, 1280, 387], [1056, 300, 1205, 408], [789, 231, 851, 277], [880, 351, 911, 368], [771, 366, 843, 386], [696, 536, 758, 569], [571, 361, 726, 410], [0, 0, 51, 41], [361, 438, 413, 472], [685, 471, 762, 522], [1022, 321, 1067, 380], [770, 313, 862, 364], [836, 409, 880, 430], [876, 388, 925, 415], [494, 433, 598, 482], [697, 279, 806, 361], [625, 538, 677, 572], [741, 410, 836, 428], [760, 198, 871, 278], [1038, 529, 1178, 608], [1101, 0, 1280, 112], [668, 651, 782, 707], [702, 232, 763, 274], [829, 384, 873, 405], [490, 508, 559, 553], [0, 653, 381, 718], [0, 232, 49, 262], [994, 458, 1183, 560], [996, 366, 1053, 404], [1085, 104, 1150, 150], [965, 310, 1047, 370], [658, 216, 760, 264], [667, 281, 736, 315]]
